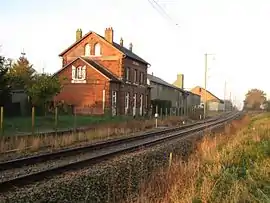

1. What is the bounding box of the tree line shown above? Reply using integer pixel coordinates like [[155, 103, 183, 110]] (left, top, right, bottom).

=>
[[243, 88, 270, 111], [0, 54, 63, 110]]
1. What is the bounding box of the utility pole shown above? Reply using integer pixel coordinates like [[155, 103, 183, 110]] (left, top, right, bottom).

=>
[[229, 91, 232, 111], [203, 53, 207, 119], [224, 80, 226, 112], [21, 48, 26, 57], [203, 53, 215, 119]]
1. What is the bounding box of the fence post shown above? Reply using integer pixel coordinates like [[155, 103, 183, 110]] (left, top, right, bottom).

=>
[[31, 106, 35, 135], [73, 109, 77, 132], [0, 106, 3, 136], [55, 106, 58, 132], [169, 152, 173, 168]]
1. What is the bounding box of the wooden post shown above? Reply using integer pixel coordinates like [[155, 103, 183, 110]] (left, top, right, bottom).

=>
[[160, 108, 163, 119], [169, 152, 173, 168], [165, 108, 168, 118], [0, 106, 3, 136], [31, 106, 35, 135], [73, 108, 77, 132], [55, 106, 58, 132]]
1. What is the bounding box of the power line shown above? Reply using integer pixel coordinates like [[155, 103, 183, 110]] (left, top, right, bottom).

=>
[[147, 0, 179, 27], [152, 0, 174, 22]]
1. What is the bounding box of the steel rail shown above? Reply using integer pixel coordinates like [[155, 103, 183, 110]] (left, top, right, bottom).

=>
[[0, 112, 241, 193], [0, 113, 230, 171]]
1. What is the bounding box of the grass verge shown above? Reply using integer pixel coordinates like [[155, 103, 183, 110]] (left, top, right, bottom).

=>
[[131, 113, 270, 203], [0, 114, 239, 203], [2, 115, 133, 136], [0, 116, 186, 158]]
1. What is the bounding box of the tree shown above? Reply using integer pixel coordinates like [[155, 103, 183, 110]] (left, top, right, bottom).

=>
[[0, 56, 11, 106], [264, 100, 270, 112], [8, 55, 36, 89], [243, 89, 267, 110], [27, 73, 63, 106]]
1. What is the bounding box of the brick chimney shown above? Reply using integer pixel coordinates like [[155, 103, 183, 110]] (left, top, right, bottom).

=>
[[129, 42, 133, 52], [120, 37, 123, 46], [105, 27, 114, 43], [76, 28, 82, 42], [173, 73, 184, 89]]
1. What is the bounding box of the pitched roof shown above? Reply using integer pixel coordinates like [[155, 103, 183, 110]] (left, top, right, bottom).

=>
[[81, 57, 121, 82], [193, 86, 223, 103], [53, 57, 121, 82], [59, 31, 149, 65], [147, 74, 185, 93]]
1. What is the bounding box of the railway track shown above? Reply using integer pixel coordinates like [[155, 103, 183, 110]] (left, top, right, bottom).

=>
[[0, 112, 241, 193]]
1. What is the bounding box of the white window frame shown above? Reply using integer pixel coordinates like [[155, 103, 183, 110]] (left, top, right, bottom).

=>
[[140, 72, 144, 84], [139, 94, 143, 116], [134, 69, 137, 83], [84, 44, 91, 56], [94, 43, 101, 56], [112, 91, 117, 116], [133, 93, 137, 116], [125, 67, 130, 81], [71, 65, 86, 83], [125, 92, 130, 115]]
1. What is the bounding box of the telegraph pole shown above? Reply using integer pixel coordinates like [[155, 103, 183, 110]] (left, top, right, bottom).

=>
[[229, 92, 232, 111], [203, 53, 215, 119], [21, 48, 26, 57], [203, 53, 207, 119], [224, 80, 226, 112]]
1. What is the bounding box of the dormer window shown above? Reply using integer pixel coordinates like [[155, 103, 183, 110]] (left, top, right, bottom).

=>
[[84, 44, 91, 56], [94, 43, 101, 56]]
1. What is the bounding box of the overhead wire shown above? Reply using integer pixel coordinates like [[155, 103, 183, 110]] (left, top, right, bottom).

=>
[[147, 0, 179, 27]]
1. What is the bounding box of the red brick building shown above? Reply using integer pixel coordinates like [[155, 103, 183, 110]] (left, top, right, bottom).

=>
[[54, 27, 151, 116]]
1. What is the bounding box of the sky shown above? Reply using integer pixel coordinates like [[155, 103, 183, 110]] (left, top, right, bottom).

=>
[[1, 0, 270, 109]]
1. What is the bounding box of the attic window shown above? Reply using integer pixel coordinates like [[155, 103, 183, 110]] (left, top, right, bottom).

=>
[[84, 44, 91, 56], [94, 43, 101, 56]]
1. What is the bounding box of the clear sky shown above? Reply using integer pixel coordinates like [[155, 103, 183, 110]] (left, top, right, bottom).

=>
[[1, 0, 270, 109]]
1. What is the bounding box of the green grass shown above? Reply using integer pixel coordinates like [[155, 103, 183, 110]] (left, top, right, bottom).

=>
[[131, 113, 270, 203], [1, 115, 132, 136]]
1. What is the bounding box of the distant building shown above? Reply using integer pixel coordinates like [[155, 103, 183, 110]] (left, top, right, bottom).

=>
[[190, 86, 224, 111], [172, 73, 201, 110], [147, 74, 185, 114]]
